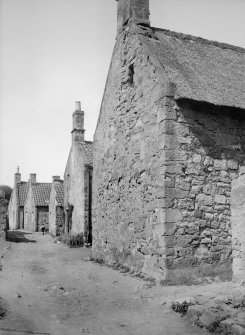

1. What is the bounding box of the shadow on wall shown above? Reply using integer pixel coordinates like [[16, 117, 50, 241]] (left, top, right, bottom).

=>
[[6, 231, 36, 243], [179, 99, 245, 162]]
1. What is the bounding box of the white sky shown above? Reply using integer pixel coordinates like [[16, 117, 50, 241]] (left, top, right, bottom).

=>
[[0, 0, 244, 186]]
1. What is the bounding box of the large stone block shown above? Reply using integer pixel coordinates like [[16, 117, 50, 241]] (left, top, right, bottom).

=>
[[154, 208, 183, 224], [153, 222, 177, 236], [196, 194, 213, 206], [214, 194, 227, 204]]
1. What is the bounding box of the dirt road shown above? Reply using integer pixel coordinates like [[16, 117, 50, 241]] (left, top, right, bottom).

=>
[[0, 231, 208, 335]]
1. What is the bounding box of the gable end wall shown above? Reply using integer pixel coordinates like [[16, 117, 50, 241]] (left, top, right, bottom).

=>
[[92, 28, 170, 276], [92, 25, 245, 281]]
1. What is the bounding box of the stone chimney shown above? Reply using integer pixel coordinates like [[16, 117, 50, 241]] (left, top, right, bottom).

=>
[[14, 166, 21, 185], [116, 0, 150, 31], [29, 173, 36, 184], [72, 101, 85, 144]]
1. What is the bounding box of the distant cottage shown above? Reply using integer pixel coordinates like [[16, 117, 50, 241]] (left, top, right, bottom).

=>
[[49, 176, 65, 236], [8, 170, 51, 232], [8, 168, 28, 230], [64, 102, 93, 243], [92, 0, 245, 282]]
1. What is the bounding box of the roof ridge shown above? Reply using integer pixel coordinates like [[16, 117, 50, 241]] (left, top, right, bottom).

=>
[[152, 27, 245, 53]]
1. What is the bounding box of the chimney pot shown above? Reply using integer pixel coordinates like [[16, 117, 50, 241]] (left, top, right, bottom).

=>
[[14, 167, 21, 185]]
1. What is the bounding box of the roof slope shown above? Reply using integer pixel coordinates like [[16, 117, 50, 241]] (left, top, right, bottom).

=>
[[142, 27, 245, 109], [32, 183, 52, 207], [54, 182, 64, 206], [17, 182, 28, 206], [79, 141, 93, 167]]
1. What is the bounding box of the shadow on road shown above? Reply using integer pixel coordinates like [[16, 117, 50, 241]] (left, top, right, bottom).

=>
[[6, 231, 36, 243]]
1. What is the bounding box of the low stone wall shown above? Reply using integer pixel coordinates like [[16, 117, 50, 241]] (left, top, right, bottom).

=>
[[0, 191, 9, 240]]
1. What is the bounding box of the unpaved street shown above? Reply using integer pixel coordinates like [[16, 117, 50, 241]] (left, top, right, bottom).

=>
[[0, 231, 208, 335]]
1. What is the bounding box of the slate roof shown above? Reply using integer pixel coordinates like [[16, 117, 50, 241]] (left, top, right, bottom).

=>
[[140, 26, 245, 109], [17, 182, 28, 206], [79, 141, 93, 167], [32, 183, 52, 207], [54, 182, 64, 206]]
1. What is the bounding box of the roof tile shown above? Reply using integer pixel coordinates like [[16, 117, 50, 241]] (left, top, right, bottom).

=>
[[54, 182, 64, 206], [79, 141, 93, 167], [32, 183, 52, 207], [17, 182, 28, 206]]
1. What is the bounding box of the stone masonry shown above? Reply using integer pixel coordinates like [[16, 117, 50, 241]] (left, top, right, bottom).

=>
[[0, 191, 9, 239], [92, 0, 245, 281], [64, 102, 93, 241], [49, 176, 65, 236]]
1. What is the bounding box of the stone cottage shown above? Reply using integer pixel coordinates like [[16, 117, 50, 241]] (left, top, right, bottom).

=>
[[49, 176, 65, 236], [64, 102, 93, 243], [92, 0, 245, 281], [24, 174, 51, 232], [8, 168, 28, 230]]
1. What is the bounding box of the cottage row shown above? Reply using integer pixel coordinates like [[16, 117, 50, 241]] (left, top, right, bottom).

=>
[[8, 0, 245, 282], [8, 101, 93, 242]]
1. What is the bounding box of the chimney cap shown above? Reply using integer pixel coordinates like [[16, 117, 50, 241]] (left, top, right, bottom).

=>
[[52, 175, 61, 182]]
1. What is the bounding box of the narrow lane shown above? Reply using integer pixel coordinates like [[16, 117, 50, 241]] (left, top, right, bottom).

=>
[[0, 231, 208, 335]]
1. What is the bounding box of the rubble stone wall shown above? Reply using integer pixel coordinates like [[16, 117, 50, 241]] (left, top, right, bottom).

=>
[[49, 186, 57, 236], [0, 191, 8, 238], [37, 207, 49, 232], [55, 206, 65, 236], [92, 27, 245, 280], [8, 188, 18, 230], [49, 185, 64, 236], [92, 29, 169, 274], [84, 166, 93, 243], [158, 100, 245, 280]]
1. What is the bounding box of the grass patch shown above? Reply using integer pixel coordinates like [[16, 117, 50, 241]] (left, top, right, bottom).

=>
[[59, 233, 84, 248], [160, 264, 232, 286]]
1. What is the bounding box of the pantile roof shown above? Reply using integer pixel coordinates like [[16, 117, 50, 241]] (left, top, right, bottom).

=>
[[79, 141, 93, 167], [17, 182, 28, 206], [32, 183, 52, 207], [54, 182, 64, 206], [139, 26, 245, 109]]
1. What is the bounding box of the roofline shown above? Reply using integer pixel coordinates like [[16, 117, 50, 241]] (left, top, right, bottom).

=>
[[152, 27, 245, 54], [176, 97, 245, 114]]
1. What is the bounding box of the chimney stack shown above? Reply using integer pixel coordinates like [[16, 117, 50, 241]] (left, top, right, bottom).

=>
[[72, 101, 85, 144], [29, 173, 36, 184], [116, 0, 150, 32], [52, 176, 62, 183], [14, 166, 21, 185]]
